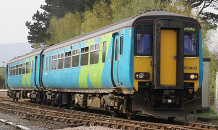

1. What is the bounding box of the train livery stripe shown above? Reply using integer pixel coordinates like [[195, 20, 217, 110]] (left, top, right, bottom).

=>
[[79, 33, 113, 88]]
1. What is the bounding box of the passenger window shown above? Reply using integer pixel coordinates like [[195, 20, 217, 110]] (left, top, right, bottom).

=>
[[16, 65, 19, 75], [31, 60, 33, 72], [51, 55, 57, 70], [64, 51, 71, 68], [136, 25, 151, 55], [22, 63, 25, 74], [184, 27, 197, 56], [81, 47, 89, 66], [58, 53, 64, 69], [26, 62, 30, 73], [19, 64, 22, 75], [10, 67, 12, 76], [120, 36, 123, 55], [102, 41, 106, 63], [115, 39, 118, 61], [10, 67, 11, 76], [90, 44, 99, 64], [72, 49, 79, 67], [13, 66, 15, 76]]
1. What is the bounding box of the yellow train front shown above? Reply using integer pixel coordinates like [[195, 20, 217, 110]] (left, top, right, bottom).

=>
[[132, 11, 203, 118]]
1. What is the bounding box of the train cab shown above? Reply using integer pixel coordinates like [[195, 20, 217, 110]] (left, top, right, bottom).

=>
[[132, 12, 202, 117]]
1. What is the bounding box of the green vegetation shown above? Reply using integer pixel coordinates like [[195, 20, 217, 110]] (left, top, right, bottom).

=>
[[45, 12, 82, 45], [0, 68, 6, 80], [196, 108, 217, 117], [187, 108, 217, 119], [43, 0, 195, 45], [26, 0, 218, 48], [201, 24, 218, 103], [26, 0, 218, 104]]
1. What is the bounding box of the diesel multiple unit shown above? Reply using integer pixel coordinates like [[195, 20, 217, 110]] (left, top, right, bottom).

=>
[[5, 10, 203, 119]]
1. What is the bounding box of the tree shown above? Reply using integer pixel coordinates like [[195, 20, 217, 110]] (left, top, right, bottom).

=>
[[46, 12, 82, 45], [186, 0, 218, 28], [26, 11, 50, 48], [41, 0, 99, 18], [0, 68, 5, 80], [81, 0, 113, 33], [26, 0, 99, 48]]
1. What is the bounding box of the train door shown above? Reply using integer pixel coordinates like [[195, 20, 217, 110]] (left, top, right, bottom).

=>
[[39, 54, 45, 88], [34, 56, 40, 88], [153, 20, 184, 89], [112, 33, 120, 87], [160, 30, 177, 86]]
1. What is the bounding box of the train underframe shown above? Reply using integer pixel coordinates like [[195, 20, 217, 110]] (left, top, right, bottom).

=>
[[7, 87, 197, 119]]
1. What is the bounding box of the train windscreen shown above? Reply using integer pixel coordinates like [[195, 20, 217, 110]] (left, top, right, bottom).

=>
[[135, 25, 152, 55], [184, 27, 197, 56]]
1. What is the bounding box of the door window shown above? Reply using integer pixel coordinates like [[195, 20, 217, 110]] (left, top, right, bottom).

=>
[[115, 39, 118, 61]]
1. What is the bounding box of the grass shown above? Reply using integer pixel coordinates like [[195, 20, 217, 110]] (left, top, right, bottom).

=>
[[195, 107, 217, 117], [187, 107, 217, 119]]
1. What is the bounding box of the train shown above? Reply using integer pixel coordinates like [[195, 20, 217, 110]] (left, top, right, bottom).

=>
[[5, 10, 203, 119]]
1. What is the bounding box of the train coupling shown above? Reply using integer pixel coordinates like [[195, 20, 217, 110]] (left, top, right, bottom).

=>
[[162, 90, 176, 104]]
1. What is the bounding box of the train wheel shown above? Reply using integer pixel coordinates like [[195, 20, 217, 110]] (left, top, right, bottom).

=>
[[36, 99, 40, 104], [111, 110, 118, 117], [126, 112, 135, 120], [52, 98, 56, 107], [12, 91, 16, 102], [57, 94, 62, 108], [41, 95, 46, 105], [58, 101, 62, 108]]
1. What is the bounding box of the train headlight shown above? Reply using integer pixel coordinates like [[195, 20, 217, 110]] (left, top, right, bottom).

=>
[[184, 73, 198, 80], [139, 73, 144, 79], [190, 74, 195, 79], [135, 72, 150, 80]]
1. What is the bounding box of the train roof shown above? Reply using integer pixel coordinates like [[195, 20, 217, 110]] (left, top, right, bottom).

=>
[[7, 10, 199, 64]]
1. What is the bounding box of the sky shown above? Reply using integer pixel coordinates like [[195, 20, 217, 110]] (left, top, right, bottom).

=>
[[0, 43, 32, 67], [0, 0, 45, 66], [0, 0, 45, 45]]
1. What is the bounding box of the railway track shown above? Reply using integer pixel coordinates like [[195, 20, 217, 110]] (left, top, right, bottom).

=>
[[0, 98, 217, 130]]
